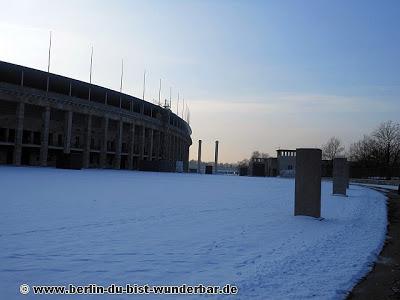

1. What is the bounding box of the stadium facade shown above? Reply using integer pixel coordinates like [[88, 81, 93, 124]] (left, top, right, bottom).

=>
[[0, 60, 192, 171]]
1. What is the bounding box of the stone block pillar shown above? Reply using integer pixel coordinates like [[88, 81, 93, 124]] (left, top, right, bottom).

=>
[[295, 148, 322, 218], [149, 128, 154, 161], [157, 130, 161, 160], [197, 139, 202, 173], [100, 117, 108, 168], [63, 111, 73, 154], [140, 126, 145, 161], [333, 157, 347, 196], [171, 135, 175, 162], [128, 122, 135, 170], [83, 114, 92, 168], [114, 120, 123, 169], [13, 102, 25, 166], [5, 128, 10, 142], [40, 106, 51, 166], [184, 142, 189, 173], [214, 140, 219, 174]]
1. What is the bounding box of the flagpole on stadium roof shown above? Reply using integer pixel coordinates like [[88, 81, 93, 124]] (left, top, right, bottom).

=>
[[142, 70, 146, 100], [177, 92, 180, 115], [89, 46, 93, 84], [119, 59, 124, 93], [47, 31, 52, 73], [158, 79, 162, 106], [169, 87, 172, 109], [182, 97, 185, 119]]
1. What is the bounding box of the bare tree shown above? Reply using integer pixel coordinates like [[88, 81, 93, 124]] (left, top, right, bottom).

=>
[[349, 135, 379, 162], [322, 137, 345, 160], [373, 120, 400, 167], [251, 151, 261, 159], [349, 121, 400, 178], [251, 151, 269, 159], [237, 159, 250, 167]]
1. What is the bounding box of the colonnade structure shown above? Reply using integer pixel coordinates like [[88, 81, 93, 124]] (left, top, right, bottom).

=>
[[0, 61, 192, 171], [196, 139, 220, 174]]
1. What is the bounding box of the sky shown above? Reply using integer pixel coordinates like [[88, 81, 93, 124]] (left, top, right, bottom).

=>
[[0, 0, 399, 163]]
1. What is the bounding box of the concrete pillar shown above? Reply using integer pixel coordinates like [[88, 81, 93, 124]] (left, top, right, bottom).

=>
[[164, 132, 169, 161], [294, 148, 322, 218], [214, 140, 219, 174], [100, 117, 108, 168], [160, 131, 165, 160], [333, 157, 347, 196], [128, 122, 135, 169], [40, 106, 51, 166], [345, 160, 349, 188], [159, 131, 165, 160], [170, 135, 174, 161], [156, 130, 161, 160], [13, 102, 25, 165], [179, 139, 182, 161], [83, 114, 92, 168], [63, 111, 73, 154], [114, 120, 123, 169], [164, 131, 170, 161], [197, 139, 202, 173], [186, 143, 190, 172], [140, 125, 145, 161], [169, 135, 173, 162], [171, 135, 175, 162], [149, 128, 154, 161]]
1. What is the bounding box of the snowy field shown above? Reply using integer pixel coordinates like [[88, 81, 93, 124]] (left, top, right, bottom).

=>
[[354, 183, 399, 191], [0, 167, 387, 299]]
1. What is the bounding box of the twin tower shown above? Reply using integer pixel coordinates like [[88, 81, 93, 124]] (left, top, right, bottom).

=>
[[197, 140, 219, 174]]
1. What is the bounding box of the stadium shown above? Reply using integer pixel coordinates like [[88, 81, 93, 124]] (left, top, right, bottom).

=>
[[0, 60, 192, 171]]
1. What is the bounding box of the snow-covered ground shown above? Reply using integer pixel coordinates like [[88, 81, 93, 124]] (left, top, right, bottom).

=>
[[353, 183, 399, 191], [0, 167, 387, 299]]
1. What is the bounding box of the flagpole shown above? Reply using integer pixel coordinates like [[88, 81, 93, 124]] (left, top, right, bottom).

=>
[[182, 97, 185, 119], [169, 87, 172, 109], [89, 46, 93, 84], [158, 79, 162, 106], [142, 70, 146, 100], [177, 92, 180, 115], [47, 31, 52, 73], [119, 59, 124, 93]]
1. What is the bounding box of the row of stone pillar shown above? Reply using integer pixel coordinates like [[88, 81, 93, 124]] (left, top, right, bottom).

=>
[[12, 103, 187, 169], [294, 149, 350, 219], [332, 157, 349, 196]]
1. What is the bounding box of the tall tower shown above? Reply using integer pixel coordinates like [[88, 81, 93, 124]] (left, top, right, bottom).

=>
[[214, 140, 219, 174], [197, 139, 202, 173]]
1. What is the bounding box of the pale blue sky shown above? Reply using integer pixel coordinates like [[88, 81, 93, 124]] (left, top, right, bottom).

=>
[[0, 0, 399, 162]]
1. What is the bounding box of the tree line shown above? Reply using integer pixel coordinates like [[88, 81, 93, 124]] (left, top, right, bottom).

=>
[[236, 120, 400, 178]]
